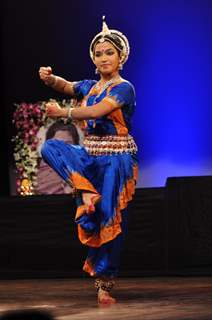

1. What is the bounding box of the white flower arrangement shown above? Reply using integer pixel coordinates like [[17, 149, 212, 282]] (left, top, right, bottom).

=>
[[13, 99, 76, 195]]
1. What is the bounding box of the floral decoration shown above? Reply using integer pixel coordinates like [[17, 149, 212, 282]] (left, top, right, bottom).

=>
[[12, 99, 74, 196]]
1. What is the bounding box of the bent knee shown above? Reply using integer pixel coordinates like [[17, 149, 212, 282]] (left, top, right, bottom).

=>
[[41, 139, 57, 158]]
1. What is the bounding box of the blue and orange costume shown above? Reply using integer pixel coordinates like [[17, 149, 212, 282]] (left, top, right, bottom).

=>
[[41, 78, 138, 279]]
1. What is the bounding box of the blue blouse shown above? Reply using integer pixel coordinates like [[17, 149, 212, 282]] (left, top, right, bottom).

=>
[[73, 79, 136, 136]]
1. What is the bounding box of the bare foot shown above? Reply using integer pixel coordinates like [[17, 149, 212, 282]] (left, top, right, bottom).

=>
[[82, 192, 95, 206], [98, 288, 116, 304], [82, 192, 100, 213]]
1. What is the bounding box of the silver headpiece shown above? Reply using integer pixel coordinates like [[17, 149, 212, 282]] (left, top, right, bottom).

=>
[[89, 16, 130, 65]]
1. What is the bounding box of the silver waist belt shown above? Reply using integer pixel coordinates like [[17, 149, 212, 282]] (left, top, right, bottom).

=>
[[83, 134, 138, 156]]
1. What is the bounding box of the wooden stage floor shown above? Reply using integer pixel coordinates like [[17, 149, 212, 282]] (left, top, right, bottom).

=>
[[0, 277, 212, 320]]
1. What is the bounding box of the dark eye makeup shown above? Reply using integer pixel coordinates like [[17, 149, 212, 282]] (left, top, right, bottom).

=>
[[94, 49, 115, 57]]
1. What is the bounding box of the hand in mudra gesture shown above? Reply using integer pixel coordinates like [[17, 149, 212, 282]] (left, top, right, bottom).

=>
[[45, 102, 62, 118], [39, 66, 55, 85]]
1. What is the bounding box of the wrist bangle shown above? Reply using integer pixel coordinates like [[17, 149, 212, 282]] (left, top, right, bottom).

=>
[[68, 107, 74, 119]]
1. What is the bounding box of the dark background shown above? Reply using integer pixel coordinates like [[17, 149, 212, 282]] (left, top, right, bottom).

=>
[[0, 0, 139, 195], [1, 0, 212, 276], [1, 0, 212, 195]]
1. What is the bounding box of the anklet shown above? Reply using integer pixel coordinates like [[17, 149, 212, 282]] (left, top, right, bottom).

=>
[[94, 278, 115, 292]]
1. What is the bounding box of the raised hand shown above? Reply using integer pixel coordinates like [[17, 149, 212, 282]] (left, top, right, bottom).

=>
[[39, 66, 55, 86], [45, 102, 63, 118]]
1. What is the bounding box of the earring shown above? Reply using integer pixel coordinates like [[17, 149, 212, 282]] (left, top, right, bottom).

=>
[[118, 63, 123, 70], [95, 68, 99, 74]]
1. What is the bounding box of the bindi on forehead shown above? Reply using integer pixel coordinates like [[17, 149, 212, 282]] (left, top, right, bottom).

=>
[[95, 41, 115, 52]]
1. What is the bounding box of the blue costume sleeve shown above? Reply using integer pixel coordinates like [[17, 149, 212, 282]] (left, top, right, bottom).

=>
[[108, 81, 136, 107], [73, 80, 96, 100]]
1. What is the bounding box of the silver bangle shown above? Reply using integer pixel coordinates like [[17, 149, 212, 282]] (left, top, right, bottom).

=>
[[68, 107, 74, 119]]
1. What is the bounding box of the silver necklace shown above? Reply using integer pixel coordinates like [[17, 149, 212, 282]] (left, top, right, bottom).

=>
[[94, 76, 121, 101], [88, 76, 120, 127]]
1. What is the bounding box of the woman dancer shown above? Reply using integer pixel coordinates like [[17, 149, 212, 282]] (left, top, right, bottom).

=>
[[39, 17, 138, 304]]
